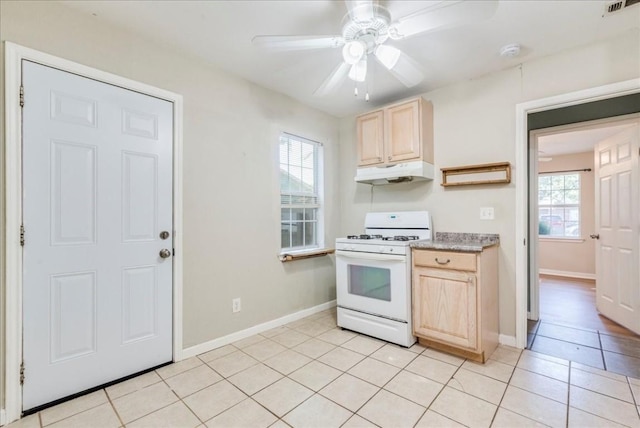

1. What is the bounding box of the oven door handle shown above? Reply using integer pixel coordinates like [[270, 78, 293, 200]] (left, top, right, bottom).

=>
[[335, 250, 406, 262]]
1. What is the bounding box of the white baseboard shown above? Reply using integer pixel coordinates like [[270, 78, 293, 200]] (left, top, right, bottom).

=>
[[499, 334, 518, 348], [181, 300, 337, 359], [539, 269, 595, 281]]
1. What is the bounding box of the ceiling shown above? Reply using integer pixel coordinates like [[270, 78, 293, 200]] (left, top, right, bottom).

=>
[[60, 0, 640, 118], [538, 122, 636, 157]]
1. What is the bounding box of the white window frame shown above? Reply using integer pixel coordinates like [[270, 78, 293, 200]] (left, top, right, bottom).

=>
[[279, 132, 325, 254], [538, 172, 582, 239]]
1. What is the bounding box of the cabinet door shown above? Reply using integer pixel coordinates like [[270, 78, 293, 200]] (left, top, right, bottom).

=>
[[413, 267, 477, 350], [386, 99, 421, 163], [357, 110, 384, 166]]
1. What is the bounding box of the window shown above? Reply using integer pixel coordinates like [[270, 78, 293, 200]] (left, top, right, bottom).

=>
[[279, 133, 323, 252], [538, 173, 580, 238]]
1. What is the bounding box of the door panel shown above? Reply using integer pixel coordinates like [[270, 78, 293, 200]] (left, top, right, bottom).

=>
[[595, 124, 639, 334], [22, 61, 173, 410], [50, 272, 97, 363], [122, 152, 158, 241], [50, 141, 97, 245], [122, 266, 158, 344]]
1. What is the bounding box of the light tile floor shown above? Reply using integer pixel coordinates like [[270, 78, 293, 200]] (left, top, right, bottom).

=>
[[9, 308, 640, 428], [528, 319, 640, 379]]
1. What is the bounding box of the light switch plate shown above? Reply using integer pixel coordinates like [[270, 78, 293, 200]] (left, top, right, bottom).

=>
[[480, 207, 495, 220]]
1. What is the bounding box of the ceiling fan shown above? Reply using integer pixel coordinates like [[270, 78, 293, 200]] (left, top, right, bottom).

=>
[[252, 0, 498, 99]]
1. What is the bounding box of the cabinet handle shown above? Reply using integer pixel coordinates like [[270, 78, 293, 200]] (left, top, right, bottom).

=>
[[378, 157, 382, 161], [435, 258, 450, 265], [388, 156, 392, 161]]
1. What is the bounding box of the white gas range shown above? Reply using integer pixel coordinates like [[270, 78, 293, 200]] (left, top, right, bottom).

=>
[[335, 211, 432, 347]]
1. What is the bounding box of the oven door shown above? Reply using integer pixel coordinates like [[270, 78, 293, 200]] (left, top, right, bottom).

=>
[[335, 249, 410, 322]]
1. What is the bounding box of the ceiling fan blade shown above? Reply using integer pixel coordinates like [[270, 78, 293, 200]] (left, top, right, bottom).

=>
[[345, 0, 375, 23], [374, 46, 424, 87], [389, 0, 498, 40], [314, 62, 350, 96], [252, 35, 344, 51]]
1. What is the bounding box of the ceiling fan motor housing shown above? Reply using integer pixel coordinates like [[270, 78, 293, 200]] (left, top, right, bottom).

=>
[[342, 4, 391, 53]]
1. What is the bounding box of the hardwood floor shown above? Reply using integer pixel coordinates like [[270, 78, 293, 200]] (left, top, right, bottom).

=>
[[539, 274, 639, 338]]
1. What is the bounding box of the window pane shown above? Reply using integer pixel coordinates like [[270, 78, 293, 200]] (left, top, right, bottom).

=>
[[304, 208, 316, 220], [565, 189, 579, 204], [291, 221, 304, 247], [539, 176, 551, 189], [551, 176, 565, 190], [301, 143, 315, 169], [304, 221, 317, 246], [301, 168, 315, 192], [538, 189, 551, 205], [281, 224, 291, 248], [565, 174, 579, 189], [550, 189, 565, 205]]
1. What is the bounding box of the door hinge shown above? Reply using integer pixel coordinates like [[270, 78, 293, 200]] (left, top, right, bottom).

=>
[[20, 361, 25, 385], [20, 224, 25, 246], [19, 85, 24, 108]]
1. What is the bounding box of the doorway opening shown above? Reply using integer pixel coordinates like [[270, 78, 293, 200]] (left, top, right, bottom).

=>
[[526, 117, 640, 378]]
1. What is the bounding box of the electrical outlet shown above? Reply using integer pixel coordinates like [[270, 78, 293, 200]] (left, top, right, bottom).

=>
[[232, 298, 241, 313], [480, 207, 495, 220]]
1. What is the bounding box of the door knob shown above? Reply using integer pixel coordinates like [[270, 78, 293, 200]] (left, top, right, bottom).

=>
[[159, 231, 170, 240], [159, 249, 171, 258], [590, 234, 600, 240]]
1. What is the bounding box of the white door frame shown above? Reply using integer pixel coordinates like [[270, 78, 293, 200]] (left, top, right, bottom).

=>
[[3, 41, 184, 424], [514, 78, 640, 349]]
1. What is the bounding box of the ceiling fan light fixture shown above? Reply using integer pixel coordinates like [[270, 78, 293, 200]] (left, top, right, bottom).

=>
[[342, 40, 366, 64], [348, 59, 367, 82], [374, 44, 401, 69]]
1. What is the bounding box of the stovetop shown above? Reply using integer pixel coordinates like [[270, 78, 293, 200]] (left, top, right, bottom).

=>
[[336, 211, 433, 254], [346, 234, 421, 241]]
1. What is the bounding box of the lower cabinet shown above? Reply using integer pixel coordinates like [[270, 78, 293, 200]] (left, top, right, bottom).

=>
[[412, 246, 498, 362]]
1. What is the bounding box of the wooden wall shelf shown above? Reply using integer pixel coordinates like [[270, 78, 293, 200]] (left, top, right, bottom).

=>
[[441, 162, 511, 187]]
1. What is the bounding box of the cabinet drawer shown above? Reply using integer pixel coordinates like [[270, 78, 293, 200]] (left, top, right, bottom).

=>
[[413, 250, 477, 271]]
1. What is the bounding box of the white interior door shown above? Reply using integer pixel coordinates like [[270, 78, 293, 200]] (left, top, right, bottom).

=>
[[594, 123, 639, 334], [22, 61, 174, 410]]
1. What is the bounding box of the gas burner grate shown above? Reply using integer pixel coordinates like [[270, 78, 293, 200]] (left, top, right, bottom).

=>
[[347, 234, 383, 240], [382, 235, 420, 241]]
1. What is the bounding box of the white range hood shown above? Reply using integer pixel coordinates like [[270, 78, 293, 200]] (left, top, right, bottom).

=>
[[354, 160, 435, 185]]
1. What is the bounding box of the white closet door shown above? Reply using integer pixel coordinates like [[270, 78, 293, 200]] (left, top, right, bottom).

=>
[[22, 61, 174, 410], [595, 124, 639, 335]]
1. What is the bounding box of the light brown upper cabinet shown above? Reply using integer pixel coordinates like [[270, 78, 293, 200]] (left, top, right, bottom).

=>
[[356, 97, 433, 167]]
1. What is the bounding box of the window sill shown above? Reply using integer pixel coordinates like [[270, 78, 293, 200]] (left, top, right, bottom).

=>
[[539, 237, 585, 243], [279, 248, 335, 262]]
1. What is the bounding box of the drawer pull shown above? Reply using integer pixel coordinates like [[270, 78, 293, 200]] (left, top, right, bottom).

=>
[[435, 258, 450, 265]]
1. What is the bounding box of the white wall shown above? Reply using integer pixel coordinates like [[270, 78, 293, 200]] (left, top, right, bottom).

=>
[[0, 0, 341, 374], [339, 28, 640, 339]]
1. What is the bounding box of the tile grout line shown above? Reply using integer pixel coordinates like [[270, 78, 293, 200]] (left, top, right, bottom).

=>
[[566, 361, 572, 427], [104, 387, 127, 428], [489, 350, 540, 426], [598, 331, 608, 372]]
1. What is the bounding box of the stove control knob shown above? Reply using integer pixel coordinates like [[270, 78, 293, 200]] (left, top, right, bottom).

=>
[[389, 248, 394, 252]]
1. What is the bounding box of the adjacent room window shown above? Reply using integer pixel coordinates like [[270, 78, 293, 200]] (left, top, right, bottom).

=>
[[538, 173, 580, 238], [279, 133, 323, 252]]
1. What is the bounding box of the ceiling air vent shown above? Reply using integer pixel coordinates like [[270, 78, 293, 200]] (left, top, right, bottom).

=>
[[604, 0, 640, 15]]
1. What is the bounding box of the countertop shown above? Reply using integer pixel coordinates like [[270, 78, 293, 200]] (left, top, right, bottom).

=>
[[410, 232, 500, 252]]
